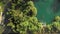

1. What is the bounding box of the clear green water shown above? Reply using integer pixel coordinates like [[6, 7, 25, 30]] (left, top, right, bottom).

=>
[[34, 0, 60, 24]]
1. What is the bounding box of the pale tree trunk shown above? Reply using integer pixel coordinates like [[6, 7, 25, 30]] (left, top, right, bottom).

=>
[[0, 6, 4, 25]]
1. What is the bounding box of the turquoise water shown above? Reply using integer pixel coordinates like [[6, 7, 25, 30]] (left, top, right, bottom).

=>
[[34, 0, 60, 24]]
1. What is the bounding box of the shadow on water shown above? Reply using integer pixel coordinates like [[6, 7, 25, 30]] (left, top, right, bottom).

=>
[[52, 0, 60, 13]]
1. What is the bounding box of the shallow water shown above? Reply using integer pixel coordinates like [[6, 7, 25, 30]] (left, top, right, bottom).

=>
[[34, 0, 60, 24]]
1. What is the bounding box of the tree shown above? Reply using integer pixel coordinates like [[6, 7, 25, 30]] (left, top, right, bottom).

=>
[[1, 0, 60, 34], [3, 0, 40, 34]]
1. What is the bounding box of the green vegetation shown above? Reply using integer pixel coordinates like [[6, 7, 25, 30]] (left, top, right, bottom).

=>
[[0, 0, 60, 34], [6, 0, 40, 34]]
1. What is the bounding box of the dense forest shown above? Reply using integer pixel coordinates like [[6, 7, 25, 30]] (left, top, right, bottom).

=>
[[0, 0, 60, 34]]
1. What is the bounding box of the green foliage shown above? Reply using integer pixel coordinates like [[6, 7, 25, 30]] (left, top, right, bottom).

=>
[[0, 0, 60, 34], [6, 0, 39, 34]]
